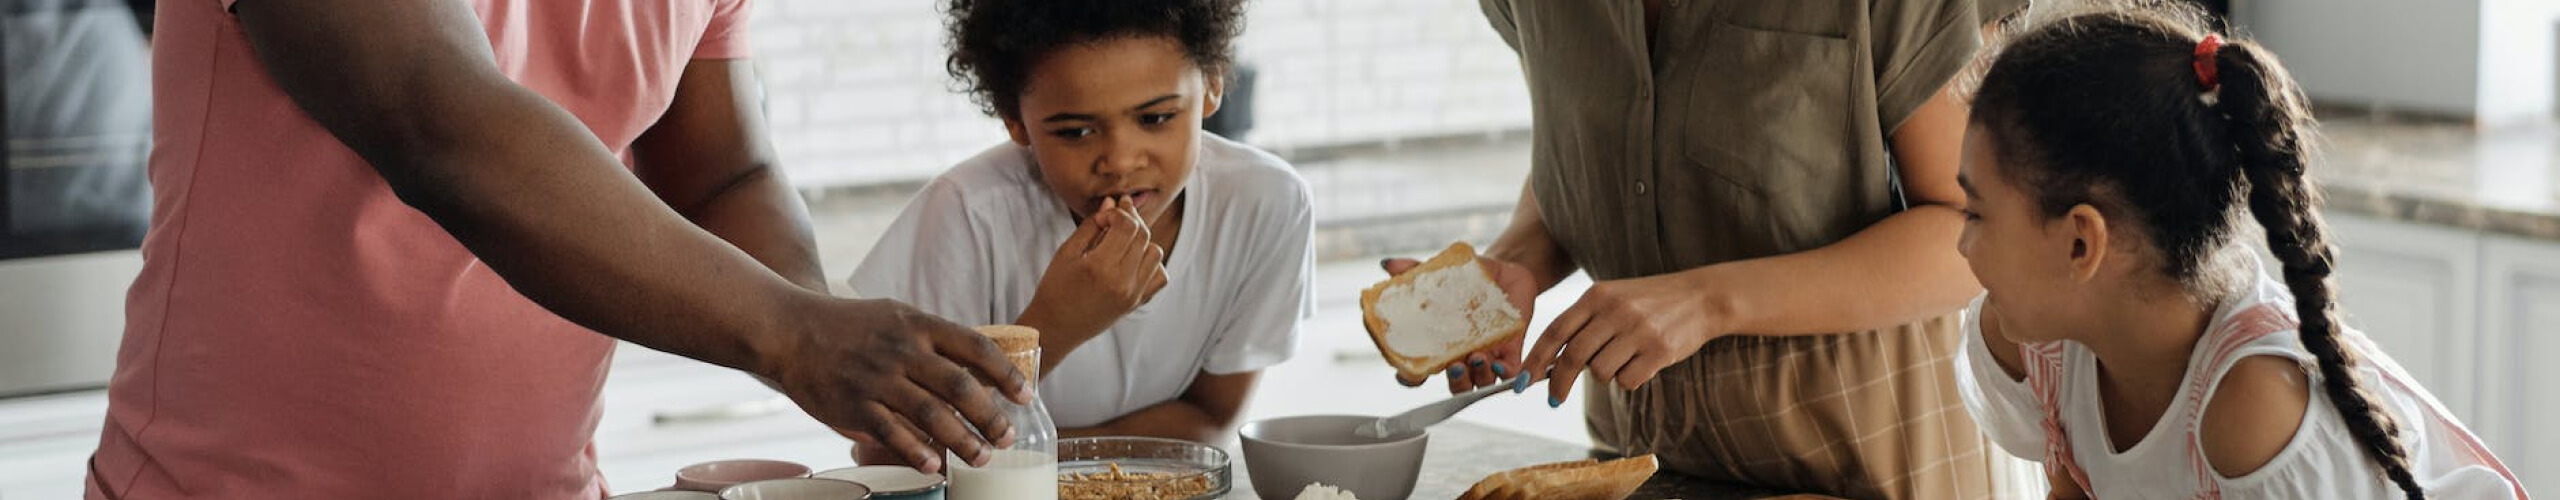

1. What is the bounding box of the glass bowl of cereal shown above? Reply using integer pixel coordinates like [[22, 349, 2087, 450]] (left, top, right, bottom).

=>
[[1056, 436, 1231, 500]]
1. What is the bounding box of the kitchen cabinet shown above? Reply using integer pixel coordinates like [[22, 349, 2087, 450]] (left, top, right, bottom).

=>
[[2327, 214, 2483, 419], [2477, 233, 2560, 487], [2325, 213, 2560, 486]]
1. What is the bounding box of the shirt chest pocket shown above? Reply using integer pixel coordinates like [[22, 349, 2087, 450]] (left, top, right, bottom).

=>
[[1679, 18, 1855, 189], [1674, 19, 1855, 253]]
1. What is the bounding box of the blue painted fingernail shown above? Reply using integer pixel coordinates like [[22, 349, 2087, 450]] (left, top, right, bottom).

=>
[[1492, 364, 1508, 377], [1380, 258, 1394, 268], [1548, 396, 1563, 408], [1447, 366, 1464, 378], [1512, 376, 1529, 393], [1469, 359, 1485, 368]]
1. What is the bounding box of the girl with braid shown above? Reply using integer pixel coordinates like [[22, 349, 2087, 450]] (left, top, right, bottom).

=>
[[1950, 6, 2528, 499]]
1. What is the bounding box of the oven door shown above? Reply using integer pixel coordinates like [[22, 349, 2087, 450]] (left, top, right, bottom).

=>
[[0, 0, 152, 397]]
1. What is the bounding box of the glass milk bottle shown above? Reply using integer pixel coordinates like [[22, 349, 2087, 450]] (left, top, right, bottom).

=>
[[946, 325, 1058, 500]]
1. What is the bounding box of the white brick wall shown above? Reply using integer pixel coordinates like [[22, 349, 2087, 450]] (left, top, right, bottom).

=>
[[746, 0, 1533, 187]]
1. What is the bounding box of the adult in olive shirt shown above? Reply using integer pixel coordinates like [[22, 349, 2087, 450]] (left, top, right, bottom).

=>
[[1385, 1, 2028, 498]]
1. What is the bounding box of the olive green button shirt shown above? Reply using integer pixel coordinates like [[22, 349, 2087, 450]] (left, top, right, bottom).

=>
[[1474, 4, 2029, 496], [1481, 0, 2006, 281]]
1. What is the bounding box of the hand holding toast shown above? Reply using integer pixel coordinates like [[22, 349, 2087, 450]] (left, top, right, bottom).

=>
[[1373, 244, 1541, 394]]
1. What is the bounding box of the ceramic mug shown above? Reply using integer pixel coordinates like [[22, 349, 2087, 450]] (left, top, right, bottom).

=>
[[813, 465, 945, 500], [675, 459, 814, 492], [718, 478, 873, 500]]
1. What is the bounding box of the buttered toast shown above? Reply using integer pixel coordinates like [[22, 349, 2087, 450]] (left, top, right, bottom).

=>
[[1359, 242, 1526, 382]]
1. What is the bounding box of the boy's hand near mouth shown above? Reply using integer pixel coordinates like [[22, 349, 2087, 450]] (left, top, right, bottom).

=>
[[1017, 195, 1172, 374]]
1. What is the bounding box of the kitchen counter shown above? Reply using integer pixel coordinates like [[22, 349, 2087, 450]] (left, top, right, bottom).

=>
[[1226, 419, 1795, 500], [2317, 116, 2560, 241]]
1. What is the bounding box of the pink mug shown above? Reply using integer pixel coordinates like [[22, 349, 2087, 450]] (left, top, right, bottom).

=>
[[674, 459, 813, 492]]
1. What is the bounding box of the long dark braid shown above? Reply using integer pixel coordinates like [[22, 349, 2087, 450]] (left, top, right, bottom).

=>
[[2216, 40, 2428, 500], [1972, 5, 2425, 498]]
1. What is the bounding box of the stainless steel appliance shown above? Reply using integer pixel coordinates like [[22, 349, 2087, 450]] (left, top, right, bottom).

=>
[[0, 0, 153, 397]]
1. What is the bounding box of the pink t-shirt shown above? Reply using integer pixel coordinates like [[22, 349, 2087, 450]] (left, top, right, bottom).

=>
[[87, 1, 750, 498]]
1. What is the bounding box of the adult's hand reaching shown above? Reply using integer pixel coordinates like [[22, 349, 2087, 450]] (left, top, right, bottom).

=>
[[765, 298, 1032, 474], [228, 0, 1029, 475]]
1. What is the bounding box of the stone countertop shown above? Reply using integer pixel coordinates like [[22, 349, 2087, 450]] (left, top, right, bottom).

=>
[[2316, 117, 2560, 240], [1224, 419, 1797, 500]]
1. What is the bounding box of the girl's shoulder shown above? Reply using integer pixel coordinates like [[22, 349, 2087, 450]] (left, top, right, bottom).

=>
[[2197, 354, 2314, 479], [2199, 373, 2514, 500], [2188, 294, 2320, 479]]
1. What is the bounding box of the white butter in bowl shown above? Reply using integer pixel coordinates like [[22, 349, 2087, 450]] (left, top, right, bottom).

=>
[[1294, 483, 1359, 500]]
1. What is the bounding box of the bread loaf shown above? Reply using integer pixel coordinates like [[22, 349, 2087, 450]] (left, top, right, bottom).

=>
[[1457, 454, 1657, 500]]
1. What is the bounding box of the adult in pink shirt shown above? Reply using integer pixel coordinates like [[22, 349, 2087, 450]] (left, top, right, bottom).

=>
[[86, 0, 1031, 498]]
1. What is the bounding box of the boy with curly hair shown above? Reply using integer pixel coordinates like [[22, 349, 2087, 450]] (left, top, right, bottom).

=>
[[850, 0, 1311, 451]]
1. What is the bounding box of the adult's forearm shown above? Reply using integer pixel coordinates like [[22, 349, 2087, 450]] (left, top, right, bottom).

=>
[[267, 66, 805, 376], [1483, 183, 1577, 292], [1694, 204, 1980, 337], [681, 167, 829, 293], [391, 87, 810, 373], [235, 0, 820, 375]]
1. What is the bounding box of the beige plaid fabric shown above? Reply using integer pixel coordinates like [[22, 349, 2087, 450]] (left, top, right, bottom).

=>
[[1584, 314, 1997, 500]]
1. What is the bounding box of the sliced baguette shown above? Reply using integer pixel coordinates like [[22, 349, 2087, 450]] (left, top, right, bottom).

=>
[[1458, 454, 1658, 500], [1360, 242, 1527, 381], [1458, 459, 1595, 500]]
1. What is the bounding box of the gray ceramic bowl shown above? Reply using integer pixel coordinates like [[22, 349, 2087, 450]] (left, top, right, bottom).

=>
[[1238, 415, 1429, 500]]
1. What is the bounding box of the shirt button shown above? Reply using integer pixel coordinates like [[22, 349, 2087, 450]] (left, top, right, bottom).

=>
[[1638, 87, 1653, 100], [1635, 181, 1651, 195]]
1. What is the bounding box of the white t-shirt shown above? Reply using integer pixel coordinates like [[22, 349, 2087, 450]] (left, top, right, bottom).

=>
[[849, 135, 1315, 428], [1955, 259, 2527, 499]]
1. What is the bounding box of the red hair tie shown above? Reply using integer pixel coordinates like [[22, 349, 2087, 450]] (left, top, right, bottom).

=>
[[2193, 34, 2223, 89]]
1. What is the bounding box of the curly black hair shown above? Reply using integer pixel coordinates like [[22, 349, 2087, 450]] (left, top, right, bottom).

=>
[[944, 0, 1246, 120]]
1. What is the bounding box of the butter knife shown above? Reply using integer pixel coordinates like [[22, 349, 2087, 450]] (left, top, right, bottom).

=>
[[1358, 376, 1523, 438]]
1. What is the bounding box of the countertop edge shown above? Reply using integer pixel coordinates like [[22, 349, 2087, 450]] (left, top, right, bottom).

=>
[[2321, 181, 2560, 242]]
